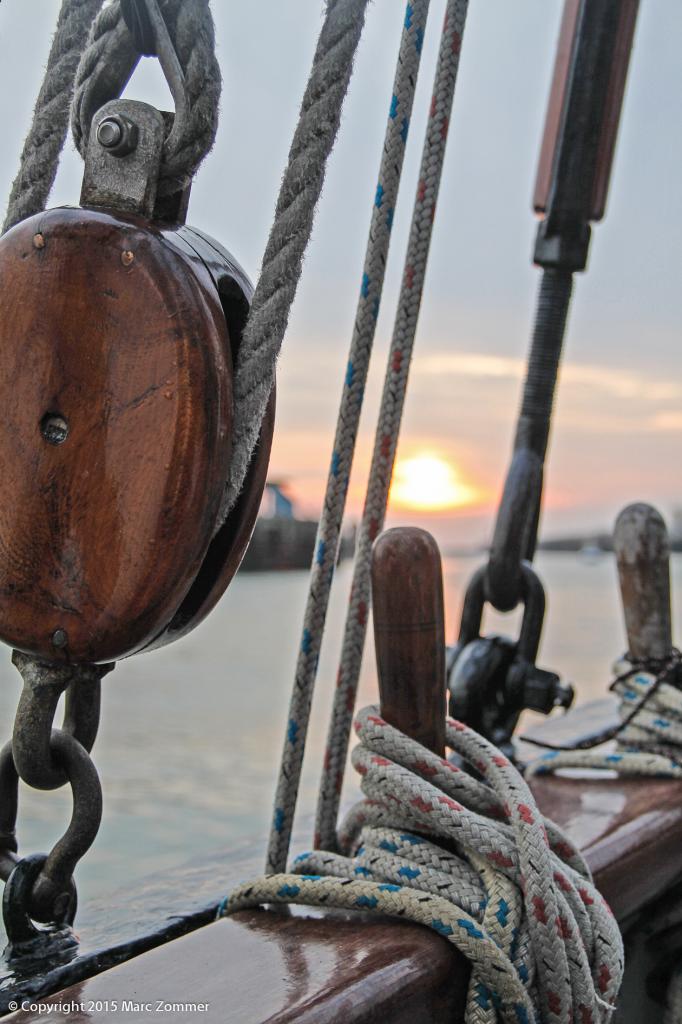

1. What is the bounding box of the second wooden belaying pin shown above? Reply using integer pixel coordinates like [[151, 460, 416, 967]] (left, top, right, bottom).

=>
[[0, 98, 273, 664]]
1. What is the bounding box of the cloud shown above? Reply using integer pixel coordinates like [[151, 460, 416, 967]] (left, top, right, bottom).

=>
[[409, 352, 682, 434], [650, 411, 682, 431], [413, 351, 682, 403]]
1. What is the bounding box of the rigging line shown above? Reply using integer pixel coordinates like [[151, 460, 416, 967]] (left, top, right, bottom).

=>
[[222, 0, 372, 525], [3, 0, 103, 234], [264, 0, 433, 876], [316, 0, 470, 853]]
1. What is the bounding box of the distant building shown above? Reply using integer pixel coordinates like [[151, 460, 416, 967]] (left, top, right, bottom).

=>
[[260, 481, 294, 520], [240, 480, 355, 571]]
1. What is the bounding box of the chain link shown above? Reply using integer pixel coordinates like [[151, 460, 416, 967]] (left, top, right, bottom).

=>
[[0, 655, 112, 949]]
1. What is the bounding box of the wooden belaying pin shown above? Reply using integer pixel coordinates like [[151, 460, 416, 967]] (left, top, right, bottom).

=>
[[614, 503, 673, 663], [372, 527, 446, 756]]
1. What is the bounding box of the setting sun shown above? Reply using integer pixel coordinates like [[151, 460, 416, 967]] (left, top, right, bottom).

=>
[[391, 454, 477, 511]]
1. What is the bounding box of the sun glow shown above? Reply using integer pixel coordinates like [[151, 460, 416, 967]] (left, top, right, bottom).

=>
[[391, 454, 477, 511]]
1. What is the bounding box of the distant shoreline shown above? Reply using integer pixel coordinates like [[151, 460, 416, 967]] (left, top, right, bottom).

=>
[[445, 536, 682, 557]]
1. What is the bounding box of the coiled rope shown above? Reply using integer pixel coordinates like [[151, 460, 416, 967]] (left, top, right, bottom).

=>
[[526, 651, 682, 780], [227, 708, 624, 1024], [234, 8, 625, 1015], [265, 0, 434, 875], [525, 651, 682, 1023]]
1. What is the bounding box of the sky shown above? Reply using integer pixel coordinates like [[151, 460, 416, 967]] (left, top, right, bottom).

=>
[[0, 1, 680, 551]]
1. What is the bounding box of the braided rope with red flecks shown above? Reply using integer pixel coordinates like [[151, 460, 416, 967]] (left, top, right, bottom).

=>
[[227, 709, 624, 1024], [526, 654, 682, 1023], [315, 0, 470, 855], [526, 654, 682, 781], [265, 0, 437, 875]]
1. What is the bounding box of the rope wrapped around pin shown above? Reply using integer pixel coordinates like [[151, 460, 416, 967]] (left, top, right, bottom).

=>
[[224, 707, 624, 1024], [527, 506, 682, 780], [527, 650, 682, 780]]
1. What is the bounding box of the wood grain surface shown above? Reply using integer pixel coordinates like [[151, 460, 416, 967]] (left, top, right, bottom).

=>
[[3, 909, 468, 1024], [142, 227, 274, 651], [372, 527, 447, 755], [0, 207, 232, 663]]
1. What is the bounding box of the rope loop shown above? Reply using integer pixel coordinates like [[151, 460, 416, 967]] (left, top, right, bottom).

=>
[[120, 0, 158, 56], [71, 0, 222, 199]]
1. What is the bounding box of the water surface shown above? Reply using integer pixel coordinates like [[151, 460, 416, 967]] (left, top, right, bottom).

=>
[[0, 552, 679, 909]]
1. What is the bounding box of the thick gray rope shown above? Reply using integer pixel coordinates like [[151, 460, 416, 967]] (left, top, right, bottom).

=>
[[3, 0, 103, 233], [316, 0, 470, 851], [220, 0, 371, 520], [266, 0, 432, 876], [71, 0, 221, 199]]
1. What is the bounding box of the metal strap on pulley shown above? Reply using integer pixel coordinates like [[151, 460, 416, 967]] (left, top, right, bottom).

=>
[[72, 0, 216, 206]]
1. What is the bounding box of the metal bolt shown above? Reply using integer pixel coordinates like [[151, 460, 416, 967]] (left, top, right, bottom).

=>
[[40, 412, 69, 446], [96, 115, 139, 157], [33, 233, 45, 250], [121, 250, 135, 267], [97, 117, 123, 149], [52, 629, 68, 649]]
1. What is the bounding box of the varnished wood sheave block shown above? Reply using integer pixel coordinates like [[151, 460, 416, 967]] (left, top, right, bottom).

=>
[[0, 207, 271, 664]]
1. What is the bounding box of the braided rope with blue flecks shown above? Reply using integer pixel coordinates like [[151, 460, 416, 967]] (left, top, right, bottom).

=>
[[265, 0, 435, 875], [227, 708, 624, 1024], [525, 653, 682, 1023], [315, 0, 470, 854], [526, 653, 682, 781]]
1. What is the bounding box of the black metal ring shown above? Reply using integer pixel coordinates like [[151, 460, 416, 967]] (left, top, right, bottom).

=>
[[0, 731, 100, 926], [0, 740, 19, 866], [3, 854, 76, 947], [31, 730, 101, 923], [458, 561, 546, 664], [484, 447, 543, 613]]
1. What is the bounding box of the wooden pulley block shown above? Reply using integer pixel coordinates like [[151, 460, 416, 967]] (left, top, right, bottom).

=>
[[0, 103, 274, 665]]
